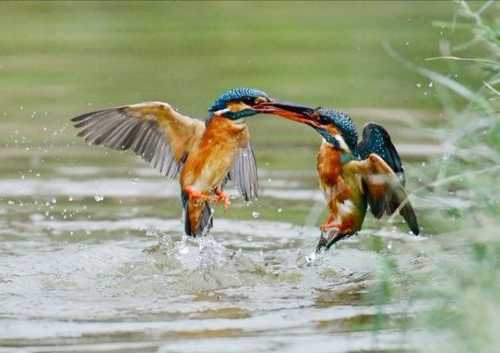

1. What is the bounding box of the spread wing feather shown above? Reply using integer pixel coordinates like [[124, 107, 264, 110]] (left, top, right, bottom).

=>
[[226, 142, 258, 201], [357, 153, 419, 235], [358, 123, 405, 185], [221, 141, 259, 201], [358, 123, 407, 219], [71, 102, 205, 179]]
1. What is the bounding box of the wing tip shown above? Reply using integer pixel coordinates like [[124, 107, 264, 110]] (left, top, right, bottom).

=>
[[71, 107, 124, 124], [71, 112, 91, 123]]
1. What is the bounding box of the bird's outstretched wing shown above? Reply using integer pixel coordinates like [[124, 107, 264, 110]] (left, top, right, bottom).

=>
[[348, 153, 419, 235], [358, 123, 405, 185], [71, 102, 205, 178], [225, 141, 258, 201]]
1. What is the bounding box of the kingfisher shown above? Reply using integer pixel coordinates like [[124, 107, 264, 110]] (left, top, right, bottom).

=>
[[272, 105, 420, 252], [71, 88, 314, 237]]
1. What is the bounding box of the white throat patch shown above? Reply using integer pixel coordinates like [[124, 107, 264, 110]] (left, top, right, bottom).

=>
[[322, 135, 351, 153], [334, 134, 351, 153]]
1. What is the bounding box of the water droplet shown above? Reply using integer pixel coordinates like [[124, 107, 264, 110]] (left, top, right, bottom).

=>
[[277, 208, 283, 213], [416, 83, 422, 88], [94, 195, 104, 202], [428, 81, 433, 87], [51, 197, 57, 204], [252, 211, 260, 219]]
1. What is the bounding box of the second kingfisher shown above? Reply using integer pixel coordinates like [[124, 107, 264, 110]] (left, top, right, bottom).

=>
[[271, 104, 420, 252]]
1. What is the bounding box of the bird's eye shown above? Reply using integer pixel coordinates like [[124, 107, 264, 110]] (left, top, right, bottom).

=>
[[241, 97, 256, 106], [319, 115, 330, 124]]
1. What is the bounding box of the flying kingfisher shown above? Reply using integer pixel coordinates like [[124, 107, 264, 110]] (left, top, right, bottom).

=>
[[71, 88, 313, 237], [272, 105, 420, 252]]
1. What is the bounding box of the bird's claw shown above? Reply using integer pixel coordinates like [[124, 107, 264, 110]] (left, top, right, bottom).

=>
[[315, 228, 340, 254], [214, 189, 231, 209], [185, 187, 231, 209], [320, 221, 338, 233], [315, 235, 328, 254], [185, 187, 211, 203]]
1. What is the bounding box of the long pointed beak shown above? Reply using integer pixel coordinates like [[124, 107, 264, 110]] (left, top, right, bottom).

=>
[[253, 100, 322, 128]]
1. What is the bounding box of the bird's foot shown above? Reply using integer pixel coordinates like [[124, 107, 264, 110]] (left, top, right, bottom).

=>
[[214, 189, 231, 209], [315, 228, 340, 254], [185, 187, 211, 203], [320, 221, 338, 233]]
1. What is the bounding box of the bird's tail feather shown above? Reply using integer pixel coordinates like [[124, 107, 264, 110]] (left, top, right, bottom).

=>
[[389, 183, 420, 235], [182, 191, 213, 237]]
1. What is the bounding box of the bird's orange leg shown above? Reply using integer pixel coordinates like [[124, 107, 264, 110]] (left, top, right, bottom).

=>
[[184, 186, 211, 204], [214, 187, 231, 209], [320, 212, 338, 232], [316, 218, 355, 253], [320, 221, 338, 232]]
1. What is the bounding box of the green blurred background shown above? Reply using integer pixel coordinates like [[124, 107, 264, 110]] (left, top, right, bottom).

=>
[[0, 1, 467, 170]]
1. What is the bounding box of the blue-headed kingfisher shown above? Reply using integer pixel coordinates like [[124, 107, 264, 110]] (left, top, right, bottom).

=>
[[71, 88, 313, 237], [271, 105, 420, 252]]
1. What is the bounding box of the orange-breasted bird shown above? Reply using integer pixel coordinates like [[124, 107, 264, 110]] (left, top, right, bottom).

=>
[[274, 106, 420, 252], [71, 88, 314, 237]]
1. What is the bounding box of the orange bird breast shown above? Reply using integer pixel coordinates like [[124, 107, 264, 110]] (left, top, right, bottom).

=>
[[317, 143, 343, 189], [181, 116, 248, 192]]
